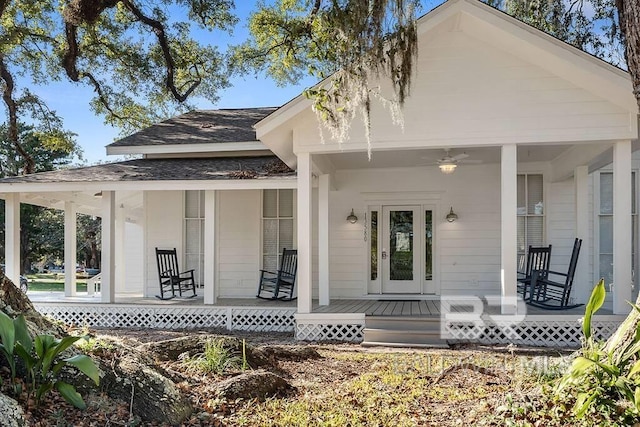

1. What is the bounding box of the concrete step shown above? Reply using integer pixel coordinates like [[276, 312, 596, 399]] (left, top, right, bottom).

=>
[[365, 315, 441, 331], [362, 328, 448, 348]]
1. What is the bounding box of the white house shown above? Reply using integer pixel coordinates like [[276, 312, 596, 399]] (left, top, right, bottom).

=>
[[0, 0, 636, 346]]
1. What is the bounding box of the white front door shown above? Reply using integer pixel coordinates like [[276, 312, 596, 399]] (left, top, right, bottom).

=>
[[382, 206, 421, 293]]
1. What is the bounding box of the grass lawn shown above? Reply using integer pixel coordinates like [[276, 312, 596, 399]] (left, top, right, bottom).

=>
[[26, 273, 89, 292]]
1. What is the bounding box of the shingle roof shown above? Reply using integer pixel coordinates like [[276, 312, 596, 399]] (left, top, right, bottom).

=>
[[107, 108, 278, 148], [0, 156, 295, 183]]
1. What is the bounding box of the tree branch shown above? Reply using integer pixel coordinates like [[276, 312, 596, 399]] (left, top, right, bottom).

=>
[[121, 0, 201, 102], [0, 56, 35, 174]]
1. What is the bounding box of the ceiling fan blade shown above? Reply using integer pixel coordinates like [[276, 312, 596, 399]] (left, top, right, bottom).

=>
[[459, 159, 483, 164], [451, 152, 469, 161]]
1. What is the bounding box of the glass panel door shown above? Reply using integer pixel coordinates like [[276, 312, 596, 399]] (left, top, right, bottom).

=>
[[382, 206, 420, 293]]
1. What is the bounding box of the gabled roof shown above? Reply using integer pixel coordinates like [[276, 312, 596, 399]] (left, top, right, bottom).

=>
[[106, 107, 277, 155], [254, 0, 635, 168]]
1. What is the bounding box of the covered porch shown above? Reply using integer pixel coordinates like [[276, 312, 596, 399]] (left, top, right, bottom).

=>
[[0, 156, 296, 305], [291, 143, 636, 317]]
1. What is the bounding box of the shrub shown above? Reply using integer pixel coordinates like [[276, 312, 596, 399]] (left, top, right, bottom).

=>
[[185, 338, 248, 375], [0, 311, 100, 409], [555, 279, 640, 424]]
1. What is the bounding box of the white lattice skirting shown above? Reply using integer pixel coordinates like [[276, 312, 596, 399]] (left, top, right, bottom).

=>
[[443, 319, 622, 347], [296, 323, 365, 342], [34, 303, 296, 332], [295, 313, 366, 342]]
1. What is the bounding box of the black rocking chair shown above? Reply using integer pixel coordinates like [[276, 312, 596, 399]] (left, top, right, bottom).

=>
[[527, 238, 583, 310], [155, 248, 197, 300], [257, 248, 297, 301], [517, 245, 552, 299]]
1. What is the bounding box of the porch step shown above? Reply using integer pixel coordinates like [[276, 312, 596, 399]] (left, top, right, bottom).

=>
[[362, 316, 448, 348]]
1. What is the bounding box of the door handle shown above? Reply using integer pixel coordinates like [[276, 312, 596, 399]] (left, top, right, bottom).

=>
[[382, 250, 387, 260]]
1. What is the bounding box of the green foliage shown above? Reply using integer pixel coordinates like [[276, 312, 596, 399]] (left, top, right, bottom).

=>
[[487, 0, 623, 67], [554, 279, 640, 424], [185, 338, 247, 375], [0, 0, 238, 144], [234, 0, 420, 150], [0, 310, 99, 410]]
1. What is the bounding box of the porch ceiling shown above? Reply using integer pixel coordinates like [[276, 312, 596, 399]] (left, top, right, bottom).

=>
[[323, 144, 575, 170]]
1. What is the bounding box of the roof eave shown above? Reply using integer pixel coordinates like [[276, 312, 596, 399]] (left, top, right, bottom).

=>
[[106, 141, 268, 156], [0, 177, 298, 193]]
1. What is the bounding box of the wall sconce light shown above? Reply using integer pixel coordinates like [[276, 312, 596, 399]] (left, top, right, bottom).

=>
[[346, 208, 358, 224], [446, 207, 458, 222]]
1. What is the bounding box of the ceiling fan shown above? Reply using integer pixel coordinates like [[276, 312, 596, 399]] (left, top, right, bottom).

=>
[[425, 149, 482, 174]]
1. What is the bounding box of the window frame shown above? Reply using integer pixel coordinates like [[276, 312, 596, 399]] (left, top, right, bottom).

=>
[[183, 190, 205, 287], [260, 189, 296, 271], [517, 173, 546, 260], [594, 170, 638, 294]]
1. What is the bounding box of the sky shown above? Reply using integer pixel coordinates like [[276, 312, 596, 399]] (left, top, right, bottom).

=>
[[19, 0, 445, 165]]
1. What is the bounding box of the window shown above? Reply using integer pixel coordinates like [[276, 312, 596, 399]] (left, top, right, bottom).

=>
[[262, 189, 294, 271], [184, 190, 204, 286], [517, 174, 544, 259], [425, 210, 433, 280], [370, 211, 378, 280], [597, 172, 637, 289]]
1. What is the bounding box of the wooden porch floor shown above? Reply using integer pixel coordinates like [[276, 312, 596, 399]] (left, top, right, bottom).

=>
[[29, 292, 613, 317], [311, 299, 610, 316]]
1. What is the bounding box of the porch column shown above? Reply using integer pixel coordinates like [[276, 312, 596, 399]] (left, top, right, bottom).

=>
[[297, 152, 313, 314], [613, 140, 633, 314], [4, 193, 20, 286], [501, 144, 518, 314], [64, 201, 77, 297], [203, 190, 216, 305], [318, 174, 330, 305], [115, 202, 126, 293], [101, 190, 116, 303], [574, 165, 590, 304]]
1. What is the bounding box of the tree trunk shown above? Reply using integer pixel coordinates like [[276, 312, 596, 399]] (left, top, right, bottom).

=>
[[603, 1, 640, 354], [617, 0, 640, 110]]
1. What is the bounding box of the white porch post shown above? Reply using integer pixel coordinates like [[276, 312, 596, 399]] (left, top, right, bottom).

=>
[[203, 190, 216, 305], [115, 203, 126, 293], [101, 191, 116, 303], [297, 152, 313, 314], [64, 201, 77, 297], [318, 174, 330, 306], [501, 144, 518, 314], [574, 166, 590, 304], [613, 140, 633, 314], [4, 193, 20, 285]]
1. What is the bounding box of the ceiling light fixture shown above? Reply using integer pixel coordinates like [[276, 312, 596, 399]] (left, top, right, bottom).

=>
[[439, 163, 457, 174]]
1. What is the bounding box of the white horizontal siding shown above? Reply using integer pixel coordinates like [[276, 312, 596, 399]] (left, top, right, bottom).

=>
[[327, 164, 503, 298], [145, 191, 184, 297], [294, 29, 632, 152], [217, 190, 261, 298], [121, 222, 144, 294]]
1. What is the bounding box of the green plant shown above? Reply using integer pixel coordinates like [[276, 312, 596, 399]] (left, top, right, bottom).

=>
[[0, 312, 31, 392], [555, 279, 640, 423], [186, 338, 247, 375], [0, 310, 100, 409]]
